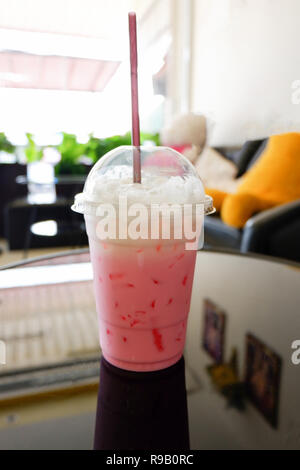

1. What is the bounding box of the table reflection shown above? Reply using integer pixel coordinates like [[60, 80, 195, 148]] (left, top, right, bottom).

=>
[[94, 356, 189, 450]]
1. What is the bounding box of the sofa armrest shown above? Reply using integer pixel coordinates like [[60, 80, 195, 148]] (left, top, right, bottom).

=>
[[241, 200, 300, 261]]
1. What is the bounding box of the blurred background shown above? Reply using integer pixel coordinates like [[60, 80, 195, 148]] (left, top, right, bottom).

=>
[[0, 0, 299, 265], [0, 0, 299, 451], [0, 0, 172, 141], [0, 0, 175, 261]]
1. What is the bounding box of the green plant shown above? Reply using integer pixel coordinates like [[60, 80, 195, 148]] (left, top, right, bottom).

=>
[[55, 133, 88, 175], [24, 133, 43, 163], [54, 131, 161, 176], [84, 132, 161, 163], [84, 133, 132, 163], [0, 132, 15, 153], [140, 132, 160, 146]]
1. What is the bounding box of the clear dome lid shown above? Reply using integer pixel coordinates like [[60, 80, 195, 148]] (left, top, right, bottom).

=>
[[72, 146, 214, 215]]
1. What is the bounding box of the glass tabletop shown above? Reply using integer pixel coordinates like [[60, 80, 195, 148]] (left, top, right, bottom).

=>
[[0, 249, 299, 449]]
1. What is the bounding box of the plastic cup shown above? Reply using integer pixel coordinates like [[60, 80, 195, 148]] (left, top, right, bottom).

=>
[[72, 146, 214, 371]]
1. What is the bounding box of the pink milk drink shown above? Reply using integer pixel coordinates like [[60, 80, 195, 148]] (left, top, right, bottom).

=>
[[72, 146, 214, 371]]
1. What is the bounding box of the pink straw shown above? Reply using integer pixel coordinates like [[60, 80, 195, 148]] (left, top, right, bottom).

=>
[[128, 12, 141, 183]]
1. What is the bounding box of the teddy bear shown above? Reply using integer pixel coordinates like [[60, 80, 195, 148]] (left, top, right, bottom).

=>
[[160, 112, 240, 191], [160, 112, 207, 163], [160, 113, 300, 229]]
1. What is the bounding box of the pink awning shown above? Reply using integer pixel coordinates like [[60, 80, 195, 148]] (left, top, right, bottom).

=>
[[0, 51, 120, 91]]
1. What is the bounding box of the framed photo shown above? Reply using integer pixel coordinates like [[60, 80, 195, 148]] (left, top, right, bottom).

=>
[[202, 299, 226, 363], [245, 333, 282, 428]]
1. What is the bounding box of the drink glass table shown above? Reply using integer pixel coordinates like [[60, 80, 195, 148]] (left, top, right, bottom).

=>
[[0, 249, 299, 449]]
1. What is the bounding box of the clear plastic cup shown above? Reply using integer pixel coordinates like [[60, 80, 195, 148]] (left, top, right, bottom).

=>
[[72, 146, 214, 371]]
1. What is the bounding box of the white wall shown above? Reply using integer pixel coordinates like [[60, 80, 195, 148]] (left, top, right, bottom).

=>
[[191, 0, 300, 146]]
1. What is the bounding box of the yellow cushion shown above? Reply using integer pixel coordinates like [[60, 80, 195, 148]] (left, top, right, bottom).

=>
[[205, 188, 228, 213], [207, 133, 300, 228], [237, 133, 300, 204], [221, 193, 274, 229]]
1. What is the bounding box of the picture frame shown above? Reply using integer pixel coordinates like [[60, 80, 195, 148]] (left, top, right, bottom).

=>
[[244, 333, 282, 428], [202, 299, 226, 363]]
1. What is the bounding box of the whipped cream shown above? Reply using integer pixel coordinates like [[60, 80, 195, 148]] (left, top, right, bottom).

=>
[[83, 165, 205, 206]]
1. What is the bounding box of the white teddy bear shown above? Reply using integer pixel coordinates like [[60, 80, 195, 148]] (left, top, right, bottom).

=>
[[160, 112, 239, 194]]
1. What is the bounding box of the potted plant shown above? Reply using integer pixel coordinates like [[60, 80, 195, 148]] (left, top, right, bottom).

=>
[[0, 132, 15, 157]]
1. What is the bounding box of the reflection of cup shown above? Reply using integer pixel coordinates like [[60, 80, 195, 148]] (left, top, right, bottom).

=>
[[72, 146, 213, 372], [94, 356, 189, 450]]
